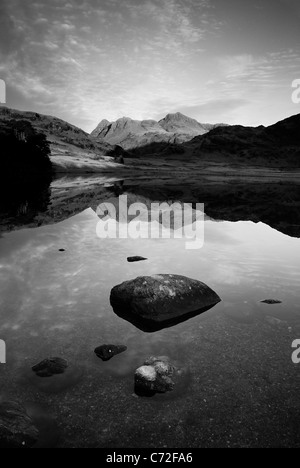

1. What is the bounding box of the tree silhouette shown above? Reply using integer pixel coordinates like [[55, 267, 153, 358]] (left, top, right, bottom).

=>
[[0, 120, 53, 222]]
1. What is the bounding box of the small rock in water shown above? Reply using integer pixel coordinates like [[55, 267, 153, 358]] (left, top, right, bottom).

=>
[[32, 357, 68, 378], [127, 256, 148, 263], [135, 356, 179, 397], [260, 299, 282, 305], [28, 360, 83, 393], [94, 344, 127, 361], [0, 401, 39, 448]]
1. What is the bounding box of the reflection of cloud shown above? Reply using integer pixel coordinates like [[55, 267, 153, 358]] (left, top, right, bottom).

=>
[[0, 207, 300, 345]]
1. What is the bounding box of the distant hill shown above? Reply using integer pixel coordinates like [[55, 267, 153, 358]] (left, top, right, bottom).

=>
[[91, 112, 226, 150], [184, 113, 300, 167], [0, 106, 126, 172], [125, 113, 300, 168]]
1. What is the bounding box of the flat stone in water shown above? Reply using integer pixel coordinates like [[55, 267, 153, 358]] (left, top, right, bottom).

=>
[[94, 344, 127, 361], [261, 299, 282, 305], [0, 401, 39, 448], [32, 357, 68, 378], [127, 256, 148, 263]]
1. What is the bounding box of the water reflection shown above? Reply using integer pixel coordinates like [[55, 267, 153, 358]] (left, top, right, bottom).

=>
[[0, 179, 300, 447], [2, 174, 299, 239], [112, 304, 220, 333]]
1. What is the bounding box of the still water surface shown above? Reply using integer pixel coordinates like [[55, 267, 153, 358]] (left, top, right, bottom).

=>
[[0, 182, 299, 448]]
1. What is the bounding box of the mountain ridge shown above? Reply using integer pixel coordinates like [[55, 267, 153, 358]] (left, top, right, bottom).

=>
[[153, 113, 300, 168], [91, 112, 226, 150], [0, 106, 126, 172]]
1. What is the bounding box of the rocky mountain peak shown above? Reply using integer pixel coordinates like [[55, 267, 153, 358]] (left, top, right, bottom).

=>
[[90, 112, 225, 149], [162, 112, 190, 122]]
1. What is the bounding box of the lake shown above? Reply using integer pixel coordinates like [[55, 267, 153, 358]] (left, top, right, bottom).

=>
[[0, 175, 299, 448]]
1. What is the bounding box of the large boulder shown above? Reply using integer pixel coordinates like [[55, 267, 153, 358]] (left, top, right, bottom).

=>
[[0, 401, 39, 448], [110, 274, 221, 331]]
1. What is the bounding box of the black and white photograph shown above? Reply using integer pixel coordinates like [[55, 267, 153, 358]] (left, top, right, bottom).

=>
[[0, 0, 300, 452]]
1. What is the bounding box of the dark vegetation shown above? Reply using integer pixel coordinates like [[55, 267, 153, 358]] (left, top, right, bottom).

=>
[[0, 107, 126, 161], [0, 119, 53, 224]]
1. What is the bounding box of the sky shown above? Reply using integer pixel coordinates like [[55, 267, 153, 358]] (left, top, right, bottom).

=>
[[0, 0, 300, 132]]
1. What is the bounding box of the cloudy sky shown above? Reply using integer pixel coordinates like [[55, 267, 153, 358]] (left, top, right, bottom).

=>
[[0, 0, 300, 132]]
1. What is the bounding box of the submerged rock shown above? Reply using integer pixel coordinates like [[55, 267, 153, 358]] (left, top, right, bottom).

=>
[[134, 356, 179, 396], [261, 299, 282, 305], [24, 402, 59, 448], [29, 358, 82, 393], [94, 344, 127, 361], [127, 256, 148, 263], [0, 401, 39, 448], [265, 315, 286, 326], [32, 357, 68, 378], [110, 274, 221, 332]]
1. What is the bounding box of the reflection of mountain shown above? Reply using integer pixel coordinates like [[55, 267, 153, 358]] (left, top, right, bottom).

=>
[[1, 175, 299, 238], [95, 193, 206, 229], [91, 112, 225, 150], [110, 179, 300, 238]]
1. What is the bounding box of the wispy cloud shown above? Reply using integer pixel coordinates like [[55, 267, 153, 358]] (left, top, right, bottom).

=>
[[0, 0, 299, 130]]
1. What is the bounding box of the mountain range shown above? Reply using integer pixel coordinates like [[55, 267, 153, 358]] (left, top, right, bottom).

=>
[[117, 112, 299, 168], [1, 105, 299, 170], [91, 112, 225, 150]]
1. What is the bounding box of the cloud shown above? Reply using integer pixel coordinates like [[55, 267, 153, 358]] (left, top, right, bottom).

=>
[[279, 0, 300, 16], [0, 0, 222, 128], [0, 0, 299, 130], [177, 98, 249, 122]]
